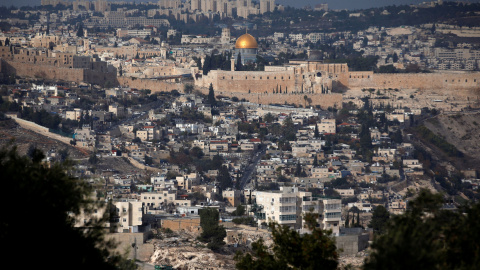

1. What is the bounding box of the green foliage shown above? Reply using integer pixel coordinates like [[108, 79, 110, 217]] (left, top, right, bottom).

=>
[[76, 24, 84, 37], [20, 108, 62, 130], [0, 146, 133, 269], [183, 83, 194, 94], [208, 83, 216, 106], [232, 204, 246, 216], [216, 165, 232, 191], [377, 65, 397, 73], [368, 205, 390, 235], [364, 189, 480, 270], [236, 52, 243, 71], [232, 216, 255, 226], [235, 212, 338, 270], [263, 112, 275, 123], [198, 208, 226, 251], [326, 55, 379, 72], [88, 151, 99, 165]]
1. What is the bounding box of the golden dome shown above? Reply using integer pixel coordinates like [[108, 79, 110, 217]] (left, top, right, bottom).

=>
[[235, 33, 258, 49]]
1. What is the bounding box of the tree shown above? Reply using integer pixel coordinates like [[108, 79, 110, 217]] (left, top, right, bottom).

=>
[[264, 112, 274, 123], [235, 211, 338, 270], [314, 123, 320, 138], [216, 165, 232, 192], [88, 151, 99, 165], [184, 83, 194, 94], [364, 189, 480, 270], [345, 211, 350, 228], [368, 205, 390, 235], [208, 83, 216, 106], [233, 204, 245, 216], [235, 52, 243, 71], [198, 208, 226, 251], [0, 146, 134, 269], [77, 24, 84, 37]]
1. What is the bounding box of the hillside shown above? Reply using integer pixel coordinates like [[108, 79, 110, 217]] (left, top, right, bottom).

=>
[[421, 112, 480, 171], [0, 118, 88, 159]]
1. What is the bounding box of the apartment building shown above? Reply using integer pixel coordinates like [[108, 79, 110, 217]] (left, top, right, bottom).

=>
[[111, 200, 143, 233], [317, 118, 336, 134], [255, 187, 299, 228], [254, 187, 342, 235]]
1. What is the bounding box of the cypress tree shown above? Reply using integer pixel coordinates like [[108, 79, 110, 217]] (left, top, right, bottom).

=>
[[357, 211, 361, 227], [208, 83, 216, 106], [236, 52, 243, 71], [345, 211, 350, 228]]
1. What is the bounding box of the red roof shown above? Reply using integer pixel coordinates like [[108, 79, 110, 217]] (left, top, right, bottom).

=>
[[250, 138, 261, 142]]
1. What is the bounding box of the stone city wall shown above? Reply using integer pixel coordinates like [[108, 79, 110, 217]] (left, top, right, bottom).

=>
[[117, 77, 182, 92], [197, 70, 297, 94], [1, 58, 117, 86], [2, 58, 85, 83], [342, 72, 480, 90], [197, 86, 343, 109]]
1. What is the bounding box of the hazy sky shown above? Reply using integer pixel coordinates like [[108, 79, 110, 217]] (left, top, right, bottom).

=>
[[1, 0, 479, 10]]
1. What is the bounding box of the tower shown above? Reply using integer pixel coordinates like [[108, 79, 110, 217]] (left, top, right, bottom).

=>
[[221, 28, 231, 44]]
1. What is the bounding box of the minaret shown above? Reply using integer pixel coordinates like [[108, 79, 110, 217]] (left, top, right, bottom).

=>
[[231, 57, 235, 71]]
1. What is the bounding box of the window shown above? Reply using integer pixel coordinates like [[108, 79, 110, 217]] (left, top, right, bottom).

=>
[[123, 218, 127, 222], [279, 214, 296, 221]]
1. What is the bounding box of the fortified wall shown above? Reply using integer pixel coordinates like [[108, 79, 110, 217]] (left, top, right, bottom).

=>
[[117, 77, 182, 92], [339, 71, 480, 91], [197, 70, 297, 94], [1, 58, 84, 83], [1, 59, 117, 86], [0, 45, 117, 86]]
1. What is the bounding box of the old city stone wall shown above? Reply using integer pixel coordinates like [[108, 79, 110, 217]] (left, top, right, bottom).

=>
[[197, 86, 344, 108], [1, 58, 117, 86], [117, 77, 183, 92], [342, 71, 480, 90], [198, 70, 297, 94], [2, 58, 84, 83]]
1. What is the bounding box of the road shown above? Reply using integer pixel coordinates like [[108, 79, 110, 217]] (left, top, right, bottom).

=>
[[239, 146, 266, 189]]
